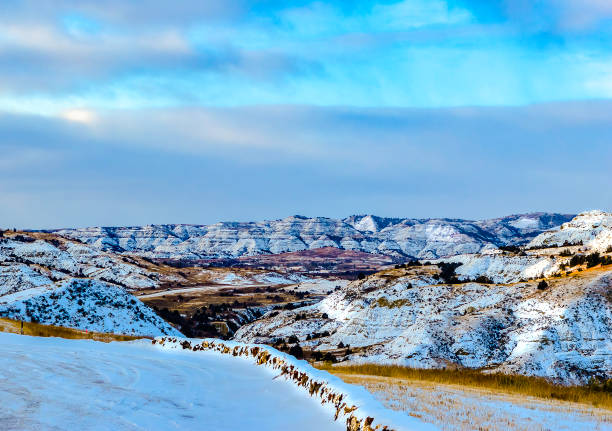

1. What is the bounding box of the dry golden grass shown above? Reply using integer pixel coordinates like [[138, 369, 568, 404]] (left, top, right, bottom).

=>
[[0, 317, 145, 342], [334, 373, 612, 431], [317, 363, 612, 411]]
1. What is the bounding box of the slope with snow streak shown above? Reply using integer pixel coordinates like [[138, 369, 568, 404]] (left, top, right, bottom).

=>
[[0, 333, 434, 431]]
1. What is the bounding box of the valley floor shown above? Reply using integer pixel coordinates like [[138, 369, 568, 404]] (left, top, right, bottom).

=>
[[333, 373, 612, 431], [0, 333, 345, 431]]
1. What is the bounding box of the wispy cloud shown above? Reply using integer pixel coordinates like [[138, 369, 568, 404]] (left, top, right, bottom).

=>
[[0, 0, 611, 109]]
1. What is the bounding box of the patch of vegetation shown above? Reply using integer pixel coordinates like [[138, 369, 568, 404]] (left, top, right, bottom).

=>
[[317, 363, 612, 411], [0, 318, 143, 342], [567, 252, 612, 269], [436, 262, 462, 284], [499, 245, 520, 253], [374, 297, 411, 308], [474, 275, 493, 284], [537, 280, 549, 290], [394, 260, 422, 269]]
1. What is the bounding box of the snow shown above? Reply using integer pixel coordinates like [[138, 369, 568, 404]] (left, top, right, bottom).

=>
[[157, 337, 438, 431], [253, 271, 309, 285], [0, 279, 180, 337], [218, 272, 248, 284], [0, 264, 54, 296], [0, 333, 341, 431], [0, 236, 158, 289], [442, 253, 559, 283], [293, 278, 350, 294], [54, 212, 571, 260], [528, 211, 612, 251], [0, 333, 435, 431], [236, 271, 612, 384]]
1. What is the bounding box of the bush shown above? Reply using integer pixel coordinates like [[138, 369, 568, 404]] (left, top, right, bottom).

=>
[[322, 352, 337, 363], [589, 377, 612, 393], [570, 254, 586, 267], [437, 262, 462, 284], [499, 245, 520, 253], [586, 252, 602, 268], [288, 343, 304, 360], [537, 280, 549, 290], [475, 275, 493, 284], [13, 235, 35, 243], [357, 272, 366, 280]]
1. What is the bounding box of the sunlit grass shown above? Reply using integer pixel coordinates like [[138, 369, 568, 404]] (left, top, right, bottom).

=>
[[316, 363, 612, 410], [0, 317, 145, 342]]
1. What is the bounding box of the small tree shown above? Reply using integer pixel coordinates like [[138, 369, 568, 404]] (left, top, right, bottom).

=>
[[537, 280, 549, 290]]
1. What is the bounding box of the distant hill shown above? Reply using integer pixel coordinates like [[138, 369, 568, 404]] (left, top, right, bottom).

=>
[[50, 212, 574, 260]]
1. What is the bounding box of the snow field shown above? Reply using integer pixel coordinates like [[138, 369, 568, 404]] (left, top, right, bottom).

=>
[[0, 333, 344, 431], [156, 337, 437, 431]]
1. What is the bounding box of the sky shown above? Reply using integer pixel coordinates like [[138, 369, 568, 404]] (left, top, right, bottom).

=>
[[1, 0, 611, 228]]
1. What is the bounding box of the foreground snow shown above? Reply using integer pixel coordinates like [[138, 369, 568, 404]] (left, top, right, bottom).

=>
[[0, 333, 435, 431]]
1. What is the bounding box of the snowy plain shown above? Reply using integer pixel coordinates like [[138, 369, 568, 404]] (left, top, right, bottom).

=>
[[0, 333, 345, 431], [0, 333, 436, 431]]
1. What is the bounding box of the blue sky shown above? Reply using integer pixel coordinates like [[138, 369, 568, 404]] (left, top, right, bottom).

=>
[[1, 0, 611, 228]]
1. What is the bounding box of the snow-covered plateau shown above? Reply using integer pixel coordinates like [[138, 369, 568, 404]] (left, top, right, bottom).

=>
[[52, 212, 573, 260], [0, 332, 435, 431], [528, 210, 612, 251]]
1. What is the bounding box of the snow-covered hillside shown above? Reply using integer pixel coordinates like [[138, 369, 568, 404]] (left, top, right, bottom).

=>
[[52, 212, 573, 260], [235, 268, 612, 384], [442, 253, 560, 284], [0, 333, 435, 431], [528, 210, 612, 252], [0, 278, 180, 337], [0, 233, 158, 289]]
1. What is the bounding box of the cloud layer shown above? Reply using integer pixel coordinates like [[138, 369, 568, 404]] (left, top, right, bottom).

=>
[[1, 101, 611, 228], [1, 1, 611, 227], [1, 0, 612, 111]]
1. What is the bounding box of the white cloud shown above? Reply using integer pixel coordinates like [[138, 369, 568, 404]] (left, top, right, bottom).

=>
[[61, 109, 97, 124]]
